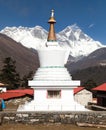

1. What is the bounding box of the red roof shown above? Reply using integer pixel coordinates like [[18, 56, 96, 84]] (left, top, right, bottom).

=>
[[74, 87, 84, 94], [92, 83, 106, 91], [7, 89, 34, 95], [0, 89, 34, 100], [0, 92, 26, 100]]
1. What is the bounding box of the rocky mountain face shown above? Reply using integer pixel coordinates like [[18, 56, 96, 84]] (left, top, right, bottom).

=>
[[0, 33, 39, 78], [1, 24, 105, 62], [67, 47, 106, 72]]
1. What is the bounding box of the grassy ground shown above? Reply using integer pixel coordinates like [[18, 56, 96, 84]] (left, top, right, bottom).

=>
[[0, 124, 105, 130]]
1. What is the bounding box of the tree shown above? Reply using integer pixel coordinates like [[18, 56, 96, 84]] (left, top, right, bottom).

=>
[[21, 71, 33, 88], [0, 57, 20, 89]]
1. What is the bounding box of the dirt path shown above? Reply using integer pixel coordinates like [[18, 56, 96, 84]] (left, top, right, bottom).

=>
[[0, 124, 105, 130]]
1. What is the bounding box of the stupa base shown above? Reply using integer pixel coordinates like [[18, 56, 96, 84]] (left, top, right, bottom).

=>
[[17, 99, 89, 112]]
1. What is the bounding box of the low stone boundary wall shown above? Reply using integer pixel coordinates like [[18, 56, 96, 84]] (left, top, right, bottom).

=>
[[0, 111, 106, 126]]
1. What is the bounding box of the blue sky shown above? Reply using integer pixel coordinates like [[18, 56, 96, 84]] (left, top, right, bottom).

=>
[[0, 0, 106, 44]]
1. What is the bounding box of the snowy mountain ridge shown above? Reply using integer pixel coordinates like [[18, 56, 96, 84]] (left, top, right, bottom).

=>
[[0, 24, 105, 59]]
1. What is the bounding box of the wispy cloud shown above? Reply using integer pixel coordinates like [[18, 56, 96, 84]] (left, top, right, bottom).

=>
[[20, 7, 30, 17], [88, 24, 94, 28]]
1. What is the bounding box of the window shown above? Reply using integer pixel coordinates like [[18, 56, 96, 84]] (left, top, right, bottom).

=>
[[47, 90, 61, 99]]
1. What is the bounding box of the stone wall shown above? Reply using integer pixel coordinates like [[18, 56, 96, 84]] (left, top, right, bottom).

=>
[[74, 89, 92, 106], [0, 111, 106, 126]]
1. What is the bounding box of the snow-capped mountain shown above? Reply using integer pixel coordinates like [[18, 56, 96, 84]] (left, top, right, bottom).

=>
[[0, 24, 105, 60], [1, 26, 47, 49], [57, 24, 104, 58]]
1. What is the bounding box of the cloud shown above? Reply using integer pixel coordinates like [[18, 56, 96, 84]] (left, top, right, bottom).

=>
[[88, 24, 94, 28], [20, 7, 30, 17]]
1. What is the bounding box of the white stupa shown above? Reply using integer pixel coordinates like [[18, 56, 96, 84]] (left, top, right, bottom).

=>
[[18, 10, 88, 111]]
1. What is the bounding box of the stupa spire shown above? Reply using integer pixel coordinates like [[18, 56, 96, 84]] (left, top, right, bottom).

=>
[[47, 10, 56, 41]]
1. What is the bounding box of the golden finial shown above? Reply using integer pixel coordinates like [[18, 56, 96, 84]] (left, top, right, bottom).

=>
[[47, 10, 56, 41]]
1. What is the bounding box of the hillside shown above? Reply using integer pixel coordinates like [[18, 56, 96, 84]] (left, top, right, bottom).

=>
[[72, 66, 106, 86], [0, 33, 39, 78], [67, 47, 106, 86], [67, 47, 106, 72]]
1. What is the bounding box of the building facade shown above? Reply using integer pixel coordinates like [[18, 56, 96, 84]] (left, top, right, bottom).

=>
[[93, 83, 106, 107]]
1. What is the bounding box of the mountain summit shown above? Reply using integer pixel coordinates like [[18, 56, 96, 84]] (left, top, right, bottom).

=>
[[1, 24, 105, 60], [57, 24, 104, 58]]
